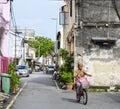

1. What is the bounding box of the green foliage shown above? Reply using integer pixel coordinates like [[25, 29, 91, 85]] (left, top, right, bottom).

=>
[[58, 49, 74, 84], [59, 48, 68, 59], [28, 36, 55, 57], [64, 53, 74, 72], [8, 61, 20, 90], [59, 71, 74, 83], [58, 64, 65, 72], [88, 88, 106, 92], [0, 102, 3, 109], [8, 61, 15, 74], [59, 49, 74, 72]]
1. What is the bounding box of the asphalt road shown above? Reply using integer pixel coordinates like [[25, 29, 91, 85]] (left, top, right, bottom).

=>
[[8, 72, 120, 109]]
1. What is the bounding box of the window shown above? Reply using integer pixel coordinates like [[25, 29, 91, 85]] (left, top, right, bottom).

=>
[[70, 0, 72, 17]]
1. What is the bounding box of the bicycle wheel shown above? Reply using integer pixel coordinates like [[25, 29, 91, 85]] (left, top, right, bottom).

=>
[[80, 89, 88, 105], [76, 91, 80, 102]]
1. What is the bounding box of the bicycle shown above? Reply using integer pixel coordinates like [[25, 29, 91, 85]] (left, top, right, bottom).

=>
[[75, 77, 89, 105], [76, 87, 88, 105]]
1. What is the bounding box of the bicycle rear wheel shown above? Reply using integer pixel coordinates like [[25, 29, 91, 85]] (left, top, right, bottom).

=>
[[80, 89, 88, 105]]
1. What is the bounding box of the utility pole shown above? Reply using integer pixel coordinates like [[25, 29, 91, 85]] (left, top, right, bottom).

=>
[[14, 32, 17, 65], [14, 27, 18, 66], [23, 28, 26, 64]]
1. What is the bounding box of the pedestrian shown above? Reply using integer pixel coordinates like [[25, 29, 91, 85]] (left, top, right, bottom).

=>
[[53, 69, 60, 80], [53, 70, 58, 80]]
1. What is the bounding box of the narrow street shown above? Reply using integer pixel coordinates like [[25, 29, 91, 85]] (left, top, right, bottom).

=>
[[4, 72, 120, 109], [1, 1, 120, 109]]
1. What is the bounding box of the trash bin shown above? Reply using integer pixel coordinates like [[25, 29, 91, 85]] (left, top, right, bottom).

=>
[[0, 73, 11, 94]]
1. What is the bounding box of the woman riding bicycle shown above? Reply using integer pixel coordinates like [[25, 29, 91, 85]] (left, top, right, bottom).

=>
[[74, 63, 92, 95]]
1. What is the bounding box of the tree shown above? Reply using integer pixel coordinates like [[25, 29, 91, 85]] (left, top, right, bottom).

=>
[[8, 61, 20, 92], [28, 36, 55, 57]]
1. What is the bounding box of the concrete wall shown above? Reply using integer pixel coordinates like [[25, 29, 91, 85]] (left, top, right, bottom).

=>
[[83, 52, 120, 86], [77, 0, 120, 22], [74, 0, 120, 86]]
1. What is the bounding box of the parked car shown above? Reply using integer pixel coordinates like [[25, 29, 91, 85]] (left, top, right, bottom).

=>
[[46, 66, 55, 74], [16, 65, 30, 77]]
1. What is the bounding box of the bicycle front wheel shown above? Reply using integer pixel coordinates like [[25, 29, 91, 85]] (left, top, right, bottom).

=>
[[81, 89, 88, 105], [76, 91, 80, 102]]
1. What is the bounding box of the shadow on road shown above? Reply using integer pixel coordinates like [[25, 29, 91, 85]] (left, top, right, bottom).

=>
[[62, 97, 78, 103]]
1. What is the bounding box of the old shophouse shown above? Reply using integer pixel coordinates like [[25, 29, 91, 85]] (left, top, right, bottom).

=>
[[58, 0, 120, 86]]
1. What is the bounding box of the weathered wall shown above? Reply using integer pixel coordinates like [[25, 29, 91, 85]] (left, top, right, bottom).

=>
[[83, 50, 120, 86], [75, 0, 120, 86], [78, 0, 120, 22]]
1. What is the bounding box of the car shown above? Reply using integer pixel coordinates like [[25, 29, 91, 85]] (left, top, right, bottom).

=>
[[16, 65, 30, 77], [46, 66, 55, 74]]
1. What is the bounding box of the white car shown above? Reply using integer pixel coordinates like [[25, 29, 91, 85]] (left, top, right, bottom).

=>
[[16, 65, 30, 77]]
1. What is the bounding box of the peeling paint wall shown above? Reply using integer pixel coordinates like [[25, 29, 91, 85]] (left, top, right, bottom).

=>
[[74, 0, 120, 86], [83, 54, 120, 86]]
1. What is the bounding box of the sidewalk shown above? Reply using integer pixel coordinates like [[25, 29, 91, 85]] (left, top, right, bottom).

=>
[[2, 81, 27, 109]]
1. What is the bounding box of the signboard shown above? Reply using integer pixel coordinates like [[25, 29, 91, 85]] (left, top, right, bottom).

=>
[[16, 32, 22, 34]]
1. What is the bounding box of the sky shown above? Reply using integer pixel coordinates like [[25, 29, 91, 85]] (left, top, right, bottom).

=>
[[12, 0, 64, 41]]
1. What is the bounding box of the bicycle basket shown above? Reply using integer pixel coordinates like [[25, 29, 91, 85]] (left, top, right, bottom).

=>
[[80, 77, 90, 89]]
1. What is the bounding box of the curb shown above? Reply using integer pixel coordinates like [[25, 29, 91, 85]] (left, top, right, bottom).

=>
[[54, 80, 75, 92], [53, 80, 60, 90], [5, 82, 27, 109]]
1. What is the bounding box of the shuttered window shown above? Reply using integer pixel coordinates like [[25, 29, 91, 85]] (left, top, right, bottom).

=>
[[70, 0, 72, 17]]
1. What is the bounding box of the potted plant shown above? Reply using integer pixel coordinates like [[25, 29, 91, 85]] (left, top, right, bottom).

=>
[[58, 48, 74, 90], [8, 61, 20, 93], [59, 71, 74, 90]]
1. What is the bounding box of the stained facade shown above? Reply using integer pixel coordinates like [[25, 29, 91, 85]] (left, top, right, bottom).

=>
[[59, 0, 120, 86]]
